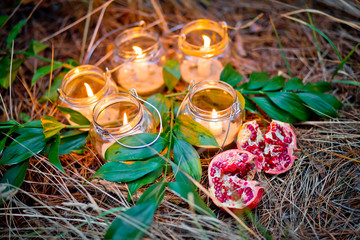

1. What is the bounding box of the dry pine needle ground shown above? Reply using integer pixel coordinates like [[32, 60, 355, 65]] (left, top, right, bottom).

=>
[[0, 0, 359, 239]]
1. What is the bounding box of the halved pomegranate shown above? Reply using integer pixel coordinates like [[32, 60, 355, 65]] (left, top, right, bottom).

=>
[[237, 120, 297, 174], [208, 150, 264, 213]]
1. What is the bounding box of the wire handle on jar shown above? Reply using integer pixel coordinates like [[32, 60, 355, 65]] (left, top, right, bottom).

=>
[[97, 74, 163, 149]]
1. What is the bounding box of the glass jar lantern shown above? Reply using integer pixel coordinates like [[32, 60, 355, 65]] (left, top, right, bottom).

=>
[[90, 92, 157, 159], [112, 26, 166, 96], [58, 65, 118, 124], [178, 19, 230, 84], [178, 80, 243, 148]]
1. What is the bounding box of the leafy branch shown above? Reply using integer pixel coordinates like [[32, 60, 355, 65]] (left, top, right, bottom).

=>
[[220, 63, 342, 123], [0, 59, 343, 239]]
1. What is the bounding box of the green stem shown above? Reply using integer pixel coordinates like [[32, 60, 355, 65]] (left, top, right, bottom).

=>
[[164, 91, 187, 98], [64, 125, 90, 129], [236, 89, 265, 95], [165, 99, 175, 173], [13, 51, 73, 69]]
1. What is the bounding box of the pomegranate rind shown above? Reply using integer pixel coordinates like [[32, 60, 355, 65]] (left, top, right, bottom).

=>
[[236, 120, 263, 150], [208, 149, 264, 212]]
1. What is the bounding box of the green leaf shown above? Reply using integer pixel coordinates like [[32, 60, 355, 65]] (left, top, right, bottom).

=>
[[18, 112, 30, 122], [246, 72, 269, 90], [332, 42, 360, 80], [0, 15, 9, 27], [244, 96, 259, 114], [220, 63, 243, 87], [283, 77, 304, 91], [173, 115, 219, 147], [318, 93, 342, 110], [105, 133, 167, 162], [173, 138, 202, 182], [137, 179, 165, 206], [0, 57, 25, 89], [0, 160, 28, 204], [31, 61, 63, 86], [127, 167, 163, 201], [168, 171, 215, 217], [27, 40, 48, 55], [0, 119, 18, 126], [145, 93, 170, 126], [270, 17, 292, 77], [66, 58, 79, 68], [41, 115, 65, 139], [163, 60, 180, 91], [266, 92, 312, 122], [301, 82, 332, 93], [58, 130, 88, 155], [262, 76, 285, 91], [296, 92, 338, 118], [250, 97, 298, 123], [39, 71, 65, 103], [92, 158, 164, 183], [0, 128, 45, 165], [57, 106, 91, 125], [22, 120, 42, 128], [6, 19, 27, 49], [48, 135, 65, 173], [331, 79, 360, 86], [104, 200, 157, 240]]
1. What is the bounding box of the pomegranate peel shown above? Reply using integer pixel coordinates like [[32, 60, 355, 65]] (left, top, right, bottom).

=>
[[208, 149, 264, 212], [237, 120, 298, 175]]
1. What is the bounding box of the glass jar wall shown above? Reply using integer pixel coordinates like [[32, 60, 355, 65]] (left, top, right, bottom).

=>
[[177, 19, 230, 84], [178, 80, 243, 148], [90, 93, 157, 159]]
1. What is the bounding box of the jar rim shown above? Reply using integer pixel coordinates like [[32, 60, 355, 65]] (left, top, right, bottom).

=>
[[114, 27, 160, 59], [188, 80, 238, 120], [178, 19, 229, 58], [59, 65, 111, 105], [92, 93, 143, 135]]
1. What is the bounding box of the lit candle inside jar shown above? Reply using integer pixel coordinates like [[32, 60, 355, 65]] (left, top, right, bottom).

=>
[[178, 80, 243, 149], [58, 65, 117, 124], [90, 93, 157, 159], [84, 83, 94, 97], [209, 109, 223, 136], [197, 35, 211, 78], [132, 46, 149, 82], [113, 27, 166, 96], [179, 35, 223, 84], [178, 19, 230, 84]]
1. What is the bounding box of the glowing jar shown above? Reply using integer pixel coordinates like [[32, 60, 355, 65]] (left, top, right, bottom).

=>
[[58, 65, 117, 123], [112, 27, 166, 96], [89, 93, 157, 159], [178, 80, 243, 148], [178, 19, 230, 84]]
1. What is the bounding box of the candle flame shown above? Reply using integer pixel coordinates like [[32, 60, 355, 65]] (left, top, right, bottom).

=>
[[212, 109, 218, 118], [202, 35, 211, 48], [123, 112, 128, 125], [132, 46, 143, 56], [84, 83, 94, 97]]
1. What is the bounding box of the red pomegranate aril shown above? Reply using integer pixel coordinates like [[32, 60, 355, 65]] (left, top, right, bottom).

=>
[[237, 120, 297, 175], [208, 149, 264, 213]]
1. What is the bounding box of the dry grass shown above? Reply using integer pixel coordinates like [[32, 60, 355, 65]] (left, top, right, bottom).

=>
[[0, 0, 359, 239]]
